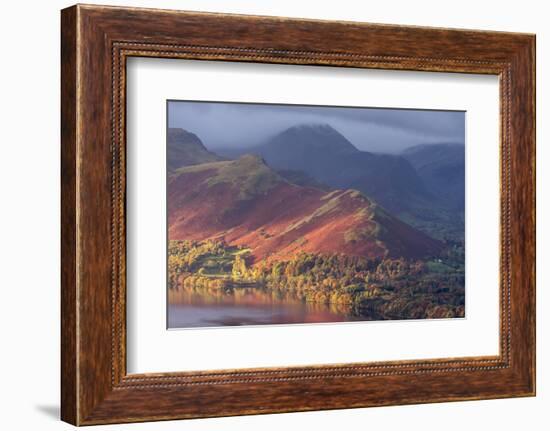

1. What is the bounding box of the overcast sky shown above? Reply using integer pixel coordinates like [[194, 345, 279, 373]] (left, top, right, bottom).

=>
[[168, 100, 465, 154]]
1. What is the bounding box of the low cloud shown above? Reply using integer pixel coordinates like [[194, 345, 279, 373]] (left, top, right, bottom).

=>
[[168, 100, 465, 153]]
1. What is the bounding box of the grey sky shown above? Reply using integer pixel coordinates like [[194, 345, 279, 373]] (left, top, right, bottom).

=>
[[168, 100, 465, 154]]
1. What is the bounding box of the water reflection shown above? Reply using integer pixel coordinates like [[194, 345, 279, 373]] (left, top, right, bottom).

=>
[[168, 286, 375, 328]]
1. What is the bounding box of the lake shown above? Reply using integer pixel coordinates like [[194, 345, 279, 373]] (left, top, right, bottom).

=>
[[168, 286, 374, 328]]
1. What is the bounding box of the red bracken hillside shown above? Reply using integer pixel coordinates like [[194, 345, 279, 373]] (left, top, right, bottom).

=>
[[168, 155, 443, 262]]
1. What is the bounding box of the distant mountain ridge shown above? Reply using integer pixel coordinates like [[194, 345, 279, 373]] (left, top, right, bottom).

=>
[[259, 123, 358, 165], [167, 124, 465, 242], [221, 123, 433, 214], [168, 155, 443, 262], [275, 169, 331, 191], [402, 144, 465, 210], [167, 128, 225, 172]]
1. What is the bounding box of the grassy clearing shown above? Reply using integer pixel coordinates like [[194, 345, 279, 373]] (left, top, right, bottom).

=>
[[426, 260, 455, 274], [195, 247, 251, 277]]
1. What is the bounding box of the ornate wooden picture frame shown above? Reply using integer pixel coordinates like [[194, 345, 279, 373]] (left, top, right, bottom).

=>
[[61, 4, 535, 425]]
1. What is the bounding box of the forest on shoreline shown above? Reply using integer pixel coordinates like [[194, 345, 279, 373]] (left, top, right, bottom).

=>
[[168, 239, 465, 320]]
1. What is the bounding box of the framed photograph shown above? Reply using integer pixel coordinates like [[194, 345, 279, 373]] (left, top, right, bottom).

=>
[[164, 101, 466, 329], [61, 4, 535, 425]]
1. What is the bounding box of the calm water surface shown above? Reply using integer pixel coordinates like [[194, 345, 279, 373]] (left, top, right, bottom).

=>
[[168, 287, 372, 328]]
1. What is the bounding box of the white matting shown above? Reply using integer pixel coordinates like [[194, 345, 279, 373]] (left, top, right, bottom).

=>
[[126, 57, 500, 373]]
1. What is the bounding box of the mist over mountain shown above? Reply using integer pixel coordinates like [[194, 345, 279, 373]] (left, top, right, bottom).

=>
[[167, 123, 465, 242], [402, 144, 465, 210], [219, 124, 433, 215], [168, 101, 465, 153]]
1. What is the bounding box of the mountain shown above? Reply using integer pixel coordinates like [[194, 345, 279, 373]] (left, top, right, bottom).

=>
[[167, 128, 224, 172], [223, 124, 433, 214], [402, 144, 465, 210], [275, 169, 331, 191], [168, 155, 443, 262], [257, 123, 358, 172]]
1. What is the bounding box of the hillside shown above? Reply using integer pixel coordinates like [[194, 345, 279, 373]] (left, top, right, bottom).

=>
[[167, 128, 225, 172], [168, 155, 443, 262], [402, 144, 465, 210], [223, 124, 433, 214], [275, 169, 331, 190]]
